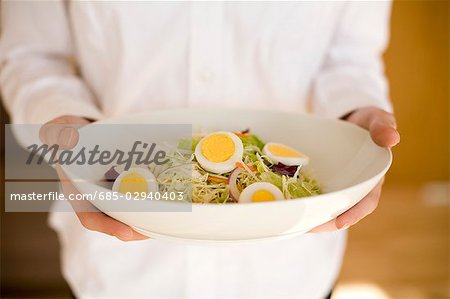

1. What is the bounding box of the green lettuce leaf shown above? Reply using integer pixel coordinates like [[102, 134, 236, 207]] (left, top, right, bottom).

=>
[[240, 134, 265, 150], [259, 171, 283, 189]]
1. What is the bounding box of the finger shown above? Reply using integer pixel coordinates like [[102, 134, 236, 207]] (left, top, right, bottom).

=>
[[55, 165, 149, 241], [309, 179, 385, 233], [335, 180, 383, 229], [308, 218, 337, 233], [76, 211, 149, 241], [39, 116, 90, 149], [55, 164, 82, 195], [55, 164, 99, 212]]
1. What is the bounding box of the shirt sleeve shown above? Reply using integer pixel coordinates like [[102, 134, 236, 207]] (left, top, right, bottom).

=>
[[0, 1, 103, 125], [312, 1, 393, 118]]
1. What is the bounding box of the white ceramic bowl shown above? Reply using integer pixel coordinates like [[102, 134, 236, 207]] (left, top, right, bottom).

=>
[[62, 108, 392, 243]]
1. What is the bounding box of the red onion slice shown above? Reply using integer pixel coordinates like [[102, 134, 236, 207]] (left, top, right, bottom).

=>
[[228, 168, 243, 201]]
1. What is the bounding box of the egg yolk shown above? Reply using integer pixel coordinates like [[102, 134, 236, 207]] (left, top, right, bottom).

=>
[[252, 190, 275, 202], [118, 172, 148, 194], [201, 134, 235, 162], [268, 144, 301, 157]]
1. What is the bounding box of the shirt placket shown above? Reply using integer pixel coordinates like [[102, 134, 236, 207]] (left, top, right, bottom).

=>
[[188, 2, 224, 107]]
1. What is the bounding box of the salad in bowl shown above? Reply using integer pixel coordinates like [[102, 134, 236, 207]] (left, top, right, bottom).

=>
[[103, 130, 321, 204]]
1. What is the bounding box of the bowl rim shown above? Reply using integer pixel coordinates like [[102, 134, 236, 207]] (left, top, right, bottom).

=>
[[63, 108, 393, 209]]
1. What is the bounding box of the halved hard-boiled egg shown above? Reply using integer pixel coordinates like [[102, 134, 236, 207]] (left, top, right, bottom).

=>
[[239, 182, 284, 203], [263, 142, 309, 166], [112, 168, 158, 195], [195, 131, 244, 174]]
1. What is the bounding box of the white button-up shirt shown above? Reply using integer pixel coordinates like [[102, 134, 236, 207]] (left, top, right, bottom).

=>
[[1, 1, 392, 299]]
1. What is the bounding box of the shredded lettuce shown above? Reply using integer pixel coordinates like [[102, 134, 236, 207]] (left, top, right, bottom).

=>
[[177, 137, 201, 151]]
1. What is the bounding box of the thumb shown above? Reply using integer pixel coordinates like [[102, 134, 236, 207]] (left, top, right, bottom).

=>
[[39, 115, 91, 150], [345, 107, 400, 148], [369, 117, 400, 148]]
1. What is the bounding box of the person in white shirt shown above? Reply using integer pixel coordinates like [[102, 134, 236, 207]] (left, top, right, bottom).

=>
[[1, 1, 400, 299]]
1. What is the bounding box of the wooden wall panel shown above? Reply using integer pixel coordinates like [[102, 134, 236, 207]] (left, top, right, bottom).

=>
[[385, 0, 449, 183]]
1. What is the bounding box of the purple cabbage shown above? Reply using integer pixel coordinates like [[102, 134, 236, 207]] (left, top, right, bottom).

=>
[[272, 163, 299, 177], [104, 166, 120, 181]]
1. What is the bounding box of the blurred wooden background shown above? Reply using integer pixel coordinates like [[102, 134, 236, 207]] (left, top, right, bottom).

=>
[[1, 1, 449, 298], [384, 0, 449, 184], [336, 1, 449, 298]]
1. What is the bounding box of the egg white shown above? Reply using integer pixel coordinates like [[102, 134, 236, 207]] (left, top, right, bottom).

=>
[[238, 182, 284, 203], [112, 167, 159, 195], [195, 131, 244, 174], [263, 142, 309, 166]]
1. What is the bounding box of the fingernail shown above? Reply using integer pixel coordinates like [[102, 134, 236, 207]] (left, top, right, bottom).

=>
[[339, 224, 350, 230], [59, 127, 76, 148]]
